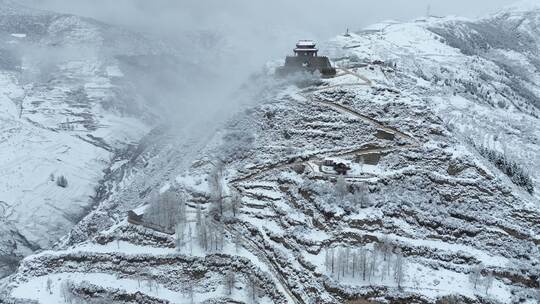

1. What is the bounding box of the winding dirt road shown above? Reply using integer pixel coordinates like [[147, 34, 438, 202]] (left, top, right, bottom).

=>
[[316, 99, 417, 143]]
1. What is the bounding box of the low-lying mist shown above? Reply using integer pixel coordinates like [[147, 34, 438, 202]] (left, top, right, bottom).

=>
[[16, 0, 520, 133]]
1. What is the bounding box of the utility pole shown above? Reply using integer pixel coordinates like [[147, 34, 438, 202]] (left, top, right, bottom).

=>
[[426, 4, 431, 18]]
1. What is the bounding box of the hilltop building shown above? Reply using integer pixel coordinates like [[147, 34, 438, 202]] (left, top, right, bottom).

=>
[[277, 40, 336, 77]]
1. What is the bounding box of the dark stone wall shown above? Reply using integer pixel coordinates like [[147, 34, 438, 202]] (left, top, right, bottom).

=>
[[279, 55, 336, 76]]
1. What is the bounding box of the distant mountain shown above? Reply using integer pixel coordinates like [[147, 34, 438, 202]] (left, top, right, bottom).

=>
[[428, 4, 540, 112]]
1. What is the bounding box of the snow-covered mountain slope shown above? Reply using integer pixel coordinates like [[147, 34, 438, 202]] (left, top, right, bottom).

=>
[[0, 0, 219, 279], [2, 3, 540, 304], [326, 5, 540, 201]]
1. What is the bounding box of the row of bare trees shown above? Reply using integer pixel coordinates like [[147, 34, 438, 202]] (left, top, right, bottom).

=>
[[325, 239, 406, 289], [144, 190, 182, 231], [207, 161, 243, 219], [56, 273, 261, 304], [223, 269, 260, 303], [175, 200, 243, 254], [137, 159, 244, 255]]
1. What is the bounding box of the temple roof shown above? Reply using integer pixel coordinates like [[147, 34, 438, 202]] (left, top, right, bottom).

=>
[[296, 40, 316, 48]]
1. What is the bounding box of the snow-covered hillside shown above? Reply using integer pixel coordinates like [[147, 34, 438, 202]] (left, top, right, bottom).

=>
[[0, 0, 218, 279], [1, 1, 540, 304]]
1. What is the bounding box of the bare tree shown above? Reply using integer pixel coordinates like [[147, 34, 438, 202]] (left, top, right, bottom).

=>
[[378, 236, 393, 282], [345, 247, 351, 277], [387, 252, 394, 280], [46, 277, 53, 294], [336, 248, 345, 280], [394, 249, 405, 290], [60, 280, 75, 304], [351, 249, 358, 278], [484, 271, 494, 295], [209, 160, 225, 217], [178, 194, 187, 225], [198, 216, 208, 251], [340, 248, 347, 278], [247, 274, 259, 304], [380, 236, 393, 262], [329, 248, 335, 275], [224, 270, 235, 295], [218, 223, 225, 250], [353, 183, 370, 208], [335, 176, 349, 199], [207, 222, 216, 252], [469, 264, 483, 290], [146, 278, 154, 292], [188, 225, 193, 254], [175, 222, 185, 252], [325, 249, 331, 274], [368, 248, 379, 282], [13, 70, 35, 120], [186, 281, 195, 304], [195, 203, 202, 225], [231, 233, 241, 253], [163, 191, 180, 229], [230, 191, 242, 218], [360, 247, 367, 281]]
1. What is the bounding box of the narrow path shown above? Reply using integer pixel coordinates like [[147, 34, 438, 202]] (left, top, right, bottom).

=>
[[316, 99, 418, 143], [339, 67, 373, 86], [300, 67, 372, 94], [301, 82, 368, 93]]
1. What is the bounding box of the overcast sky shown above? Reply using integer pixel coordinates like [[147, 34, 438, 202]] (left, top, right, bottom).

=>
[[22, 0, 521, 40]]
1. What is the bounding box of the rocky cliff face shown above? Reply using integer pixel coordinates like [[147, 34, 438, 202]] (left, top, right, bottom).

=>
[[1, 2, 540, 304]]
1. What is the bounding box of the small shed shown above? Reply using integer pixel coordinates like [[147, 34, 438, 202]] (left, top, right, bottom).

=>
[[335, 163, 351, 175], [127, 207, 145, 224]]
